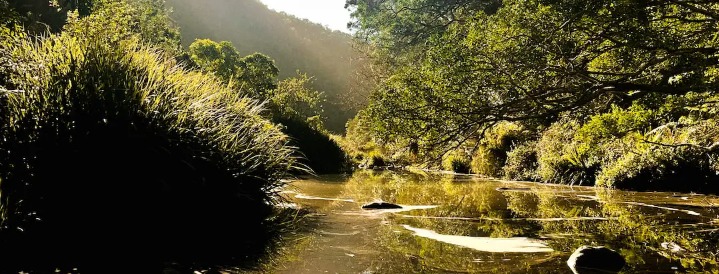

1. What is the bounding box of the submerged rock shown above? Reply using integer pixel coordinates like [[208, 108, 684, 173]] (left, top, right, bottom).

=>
[[567, 246, 625, 274], [362, 202, 402, 210]]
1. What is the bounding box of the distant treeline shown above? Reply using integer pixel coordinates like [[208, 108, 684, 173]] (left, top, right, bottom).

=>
[[166, 0, 369, 133]]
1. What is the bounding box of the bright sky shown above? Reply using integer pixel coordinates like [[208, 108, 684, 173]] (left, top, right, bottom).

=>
[[258, 0, 352, 33]]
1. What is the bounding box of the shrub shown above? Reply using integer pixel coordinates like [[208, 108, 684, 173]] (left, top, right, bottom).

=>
[[502, 142, 539, 181], [341, 112, 392, 167], [597, 119, 719, 193], [471, 146, 503, 176], [270, 72, 324, 123], [535, 118, 598, 185], [597, 145, 719, 193], [0, 29, 298, 268], [275, 117, 350, 174], [471, 122, 532, 177], [443, 150, 471, 174]]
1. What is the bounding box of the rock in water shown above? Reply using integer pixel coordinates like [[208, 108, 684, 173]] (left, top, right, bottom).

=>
[[567, 246, 625, 274], [495, 187, 532, 192], [362, 202, 402, 210]]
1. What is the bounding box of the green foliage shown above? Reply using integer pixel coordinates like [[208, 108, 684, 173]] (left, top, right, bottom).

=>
[[274, 117, 350, 174], [188, 38, 278, 98], [0, 0, 21, 28], [64, 0, 180, 55], [531, 107, 649, 185], [168, 0, 366, 132], [535, 118, 598, 185], [443, 150, 471, 174], [6, 0, 91, 33], [340, 110, 383, 161], [270, 71, 324, 124], [241, 52, 280, 97], [187, 39, 348, 173], [355, 0, 719, 156], [502, 142, 539, 181], [0, 24, 298, 245], [347, 0, 719, 193], [500, 94, 719, 192], [471, 147, 503, 176], [270, 76, 349, 174], [346, 0, 501, 63], [471, 122, 532, 177], [6, 0, 180, 54], [597, 119, 719, 192], [189, 39, 243, 81]]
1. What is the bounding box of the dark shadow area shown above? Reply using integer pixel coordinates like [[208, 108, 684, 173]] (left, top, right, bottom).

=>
[[276, 117, 350, 174], [0, 121, 296, 272], [612, 157, 719, 194]]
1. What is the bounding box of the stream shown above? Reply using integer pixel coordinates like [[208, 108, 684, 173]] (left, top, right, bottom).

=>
[[266, 170, 719, 273]]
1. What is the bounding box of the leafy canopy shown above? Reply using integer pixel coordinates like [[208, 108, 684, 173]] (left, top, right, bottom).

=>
[[189, 38, 278, 98], [356, 0, 719, 152]]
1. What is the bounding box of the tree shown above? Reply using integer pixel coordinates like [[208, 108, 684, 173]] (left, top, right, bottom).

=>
[[59, 0, 181, 55], [1, 0, 20, 27], [188, 39, 280, 99], [6, 0, 92, 33], [238, 53, 279, 98], [362, 0, 719, 151], [346, 0, 501, 58], [270, 72, 324, 126], [189, 39, 243, 82]]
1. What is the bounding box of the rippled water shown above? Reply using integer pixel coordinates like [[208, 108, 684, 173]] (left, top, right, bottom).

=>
[[267, 170, 719, 273]]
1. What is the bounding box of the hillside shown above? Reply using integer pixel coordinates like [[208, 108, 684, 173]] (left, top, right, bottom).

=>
[[165, 0, 365, 132]]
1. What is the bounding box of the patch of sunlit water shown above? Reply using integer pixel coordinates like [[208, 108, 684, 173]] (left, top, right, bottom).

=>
[[402, 225, 554, 253], [335, 205, 440, 218], [395, 214, 612, 222], [293, 194, 355, 203]]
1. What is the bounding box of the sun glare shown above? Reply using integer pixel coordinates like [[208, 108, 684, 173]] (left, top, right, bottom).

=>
[[258, 0, 351, 32]]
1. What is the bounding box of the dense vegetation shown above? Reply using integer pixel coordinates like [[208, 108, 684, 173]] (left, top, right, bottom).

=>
[[186, 38, 350, 174], [0, 0, 315, 271], [346, 0, 719, 193], [166, 0, 370, 133]]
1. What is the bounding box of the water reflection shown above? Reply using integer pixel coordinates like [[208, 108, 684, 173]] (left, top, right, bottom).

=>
[[279, 170, 719, 273]]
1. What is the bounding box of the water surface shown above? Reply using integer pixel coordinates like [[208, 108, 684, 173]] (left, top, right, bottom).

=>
[[269, 171, 719, 273]]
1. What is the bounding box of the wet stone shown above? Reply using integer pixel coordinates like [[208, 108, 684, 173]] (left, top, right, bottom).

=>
[[567, 246, 625, 274], [362, 202, 402, 210]]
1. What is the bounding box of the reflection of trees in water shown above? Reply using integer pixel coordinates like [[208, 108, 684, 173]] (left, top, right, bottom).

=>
[[374, 223, 563, 273], [593, 191, 719, 271], [341, 171, 719, 272], [342, 171, 562, 273]]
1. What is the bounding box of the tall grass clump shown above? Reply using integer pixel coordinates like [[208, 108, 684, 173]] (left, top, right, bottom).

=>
[[0, 30, 299, 270]]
